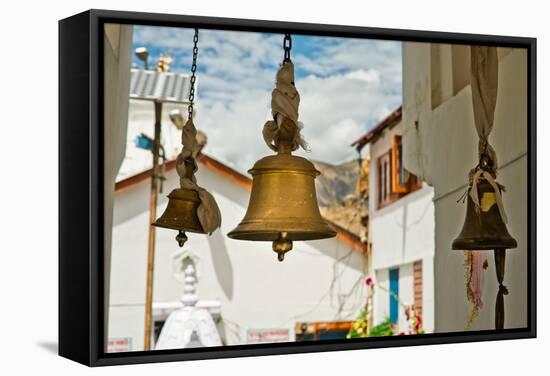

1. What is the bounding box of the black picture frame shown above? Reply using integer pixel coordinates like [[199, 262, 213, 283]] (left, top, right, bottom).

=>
[[59, 9, 537, 367]]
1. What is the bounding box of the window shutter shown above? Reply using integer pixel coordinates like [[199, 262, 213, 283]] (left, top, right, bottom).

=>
[[413, 260, 423, 317], [392, 135, 408, 193]]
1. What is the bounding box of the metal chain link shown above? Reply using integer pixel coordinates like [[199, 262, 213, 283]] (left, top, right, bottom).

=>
[[283, 33, 292, 63], [188, 28, 199, 120]]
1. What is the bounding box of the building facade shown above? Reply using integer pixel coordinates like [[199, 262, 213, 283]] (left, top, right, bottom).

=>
[[401, 43, 528, 332], [353, 108, 435, 333]]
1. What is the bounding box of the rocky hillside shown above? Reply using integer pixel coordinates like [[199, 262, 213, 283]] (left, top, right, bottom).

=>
[[312, 159, 360, 207]]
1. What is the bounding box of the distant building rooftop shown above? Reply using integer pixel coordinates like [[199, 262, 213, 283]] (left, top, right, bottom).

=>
[[351, 106, 402, 152], [115, 151, 368, 253]]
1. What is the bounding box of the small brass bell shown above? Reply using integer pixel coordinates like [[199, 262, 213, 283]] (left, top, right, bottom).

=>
[[452, 178, 517, 251], [154, 29, 221, 247], [452, 175, 516, 330], [454, 46, 517, 330], [153, 188, 204, 247]]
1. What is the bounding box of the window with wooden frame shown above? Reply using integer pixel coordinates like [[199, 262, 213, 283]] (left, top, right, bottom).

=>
[[377, 135, 423, 209], [377, 150, 393, 208], [392, 134, 424, 194], [408, 173, 423, 192], [392, 135, 407, 193]]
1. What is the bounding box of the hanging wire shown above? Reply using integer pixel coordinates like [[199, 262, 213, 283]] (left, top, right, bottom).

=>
[[188, 28, 199, 120], [283, 33, 292, 63]]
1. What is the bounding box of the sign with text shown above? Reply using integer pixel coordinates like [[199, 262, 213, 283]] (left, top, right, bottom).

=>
[[247, 328, 289, 344], [107, 337, 132, 353]]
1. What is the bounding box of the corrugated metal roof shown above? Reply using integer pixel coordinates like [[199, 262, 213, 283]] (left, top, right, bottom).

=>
[[129, 69, 192, 104]]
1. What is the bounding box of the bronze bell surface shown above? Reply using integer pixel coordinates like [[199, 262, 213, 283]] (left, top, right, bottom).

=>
[[452, 178, 517, 251], [154, 188, 204, 247], [452, 175, 517, 330], [228, 150, 336, 261], [229, 58, 336, 261]]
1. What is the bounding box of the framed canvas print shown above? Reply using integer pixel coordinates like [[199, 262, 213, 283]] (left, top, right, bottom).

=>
[[58, 9, 536, 366]]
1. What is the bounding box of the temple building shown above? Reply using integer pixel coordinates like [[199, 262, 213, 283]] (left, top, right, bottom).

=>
[[106, 101, 370, 351]]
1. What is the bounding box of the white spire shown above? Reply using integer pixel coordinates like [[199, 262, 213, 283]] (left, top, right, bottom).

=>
[[180, 264, 198, 307], [155, 261, 222, 350]]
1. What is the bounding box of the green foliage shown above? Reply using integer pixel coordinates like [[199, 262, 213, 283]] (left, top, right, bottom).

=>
[[367, 318, 394, 337], [347, 313, 394, 338], [347, 311, 368, 338]]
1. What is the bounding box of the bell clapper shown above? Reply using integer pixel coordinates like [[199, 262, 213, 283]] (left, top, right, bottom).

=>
[[494, 247, 508, 330], [176, 231, 188, 247], [273, 232, 293, 262], [494, 248, 506, 285]]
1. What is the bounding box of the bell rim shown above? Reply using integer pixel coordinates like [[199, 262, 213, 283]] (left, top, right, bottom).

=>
[[451, 238, 518, 250], [227, 231, 337, 241], [227, 224, 337, 241], [152, 219, 205, 234]]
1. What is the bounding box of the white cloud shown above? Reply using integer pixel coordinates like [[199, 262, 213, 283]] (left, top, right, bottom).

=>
[[129, 26, 402, 175], [195, 70, 400, 172], [293, 72, 400, 164], [344, 69, 380, 84]]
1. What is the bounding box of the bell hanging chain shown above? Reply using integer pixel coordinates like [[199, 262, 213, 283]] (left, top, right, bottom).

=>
[[188, 28, 199, 120], [283, 33, 292, 63], [177, 28, 198, 246]]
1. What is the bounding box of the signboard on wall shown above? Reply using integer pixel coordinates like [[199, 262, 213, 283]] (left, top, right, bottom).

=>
[[247, 328, 289, 344], [107, 337, 132, 353]]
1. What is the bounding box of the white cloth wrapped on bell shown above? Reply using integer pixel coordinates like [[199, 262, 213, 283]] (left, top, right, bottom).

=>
[[175, 118, 222, 234], [181, 118, 200, 159], [263, 61, 308, 153], [196, 189, 222, 234], [469, 169, 508, 224], [466, 46, 507, 225]]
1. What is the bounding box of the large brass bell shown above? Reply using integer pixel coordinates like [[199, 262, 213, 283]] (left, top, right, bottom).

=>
[[228, 150, 336, 261], [229, 42, 336, 261], [452, 178, 517, 251], [153, 187, 204, 247]]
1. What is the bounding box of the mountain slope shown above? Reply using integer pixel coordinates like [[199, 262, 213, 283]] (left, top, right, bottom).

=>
[[312, 159, 360, 207]]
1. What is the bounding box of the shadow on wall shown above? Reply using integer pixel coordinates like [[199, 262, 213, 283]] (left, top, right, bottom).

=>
[[305, 237, 366, 274], [207, 229, 234, 300]]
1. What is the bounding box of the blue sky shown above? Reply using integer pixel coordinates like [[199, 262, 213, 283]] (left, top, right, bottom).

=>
[[132, 25, 402, 173]]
